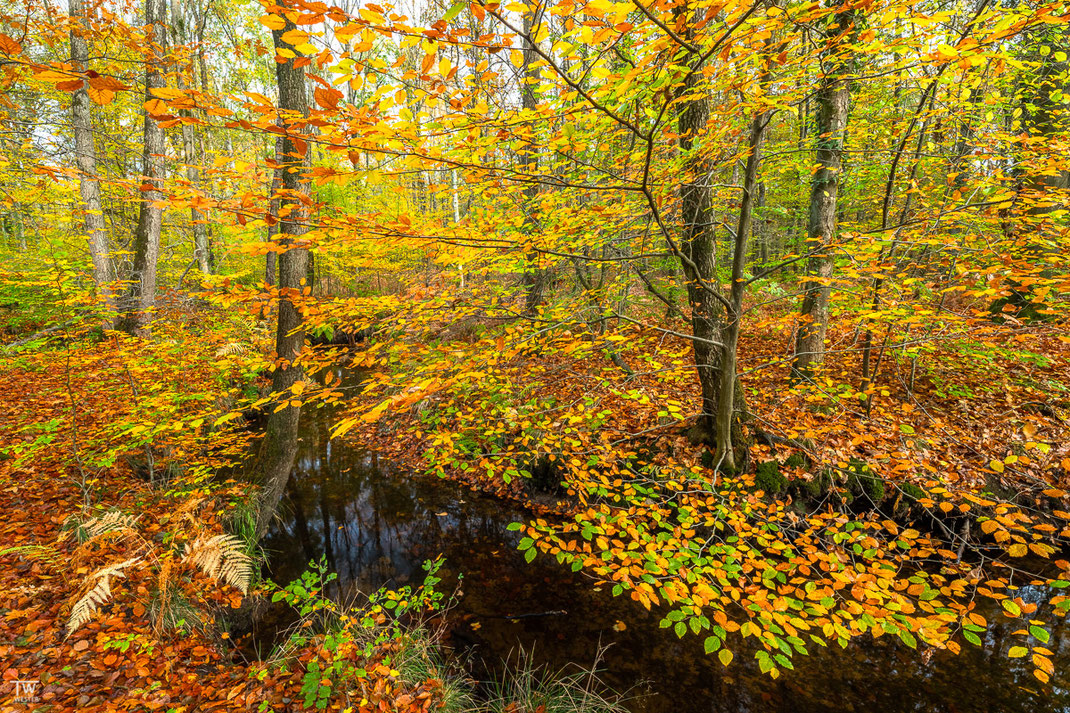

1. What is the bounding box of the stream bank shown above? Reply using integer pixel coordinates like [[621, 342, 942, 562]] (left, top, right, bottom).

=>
[[244, 373, 1070, 713]]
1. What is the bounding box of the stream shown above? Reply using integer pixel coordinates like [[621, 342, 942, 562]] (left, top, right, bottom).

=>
[[249, 370, 1070, 712]]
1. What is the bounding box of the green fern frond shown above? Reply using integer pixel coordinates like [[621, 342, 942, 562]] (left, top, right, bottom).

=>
[[0, 544, 62, 568]]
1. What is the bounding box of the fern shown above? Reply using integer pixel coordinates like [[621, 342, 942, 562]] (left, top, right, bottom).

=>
[[66, 510, 139, 544], [67, 557, 140, 635], [0, 544, 62, 569], [184, 534, 252, 594], [214, 342, 249, 358]]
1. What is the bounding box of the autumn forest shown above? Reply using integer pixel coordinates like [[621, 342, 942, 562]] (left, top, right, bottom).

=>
[[0, 0, 1069, 709]]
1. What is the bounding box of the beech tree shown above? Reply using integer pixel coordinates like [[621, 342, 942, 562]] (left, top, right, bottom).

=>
[[791, 7, 856, 380], [255, 2, 312, 539], [68, 0, 112, 307], [115, 0, 167, 336]]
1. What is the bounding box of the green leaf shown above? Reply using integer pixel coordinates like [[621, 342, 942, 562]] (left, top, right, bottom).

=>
[[963, 630, 982, 647], [1030, 625, 1050, 644], [704, 636, 721, 654], [1008, 646, 1028, 658], [442, 0, 465, 21]]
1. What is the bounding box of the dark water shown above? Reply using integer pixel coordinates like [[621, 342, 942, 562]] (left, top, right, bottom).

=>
[[254, 378, 1070, 713]]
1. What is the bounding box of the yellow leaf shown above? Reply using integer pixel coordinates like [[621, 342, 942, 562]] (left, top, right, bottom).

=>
[[260, 14, 286, 30], [936, 44, 958, 59], [281, 29, 309, 46]]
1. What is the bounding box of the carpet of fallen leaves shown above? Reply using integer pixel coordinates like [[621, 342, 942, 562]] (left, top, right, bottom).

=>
[[345, 317, 1070, 518], [0, 320, 446, 711]]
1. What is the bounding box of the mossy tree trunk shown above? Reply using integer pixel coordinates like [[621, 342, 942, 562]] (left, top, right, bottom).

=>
[[791, 8, 857, 381]]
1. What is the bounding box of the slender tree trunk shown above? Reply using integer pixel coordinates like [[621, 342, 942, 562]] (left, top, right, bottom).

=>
[[194, 10, 217, 272], [69, 0, 113, 312], [791, 10, 856, 381], [716, 109, 769, 471], [673, 4, 722, 446], [520, 1, 545, 313], [256, 5, 312, 540], [116, 0, 168, 337], [170, 0, 209, 276]]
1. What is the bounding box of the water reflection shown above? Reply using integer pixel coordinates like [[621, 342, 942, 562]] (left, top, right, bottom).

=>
[[256, 395, 1070, 713]]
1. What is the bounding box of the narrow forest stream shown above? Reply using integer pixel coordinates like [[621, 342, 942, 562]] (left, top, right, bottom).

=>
[[250, 370, 1070, 713]]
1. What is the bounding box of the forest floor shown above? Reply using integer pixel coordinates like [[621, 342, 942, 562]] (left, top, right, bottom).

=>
[[2, 304, 1069, 710], [0, 317, 446, 712], [347, 318, 1070, 516]]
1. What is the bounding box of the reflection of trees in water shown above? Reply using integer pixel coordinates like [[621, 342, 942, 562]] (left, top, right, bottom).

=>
[[263, 409, 517, 598], [259, 404, 1070, 713]]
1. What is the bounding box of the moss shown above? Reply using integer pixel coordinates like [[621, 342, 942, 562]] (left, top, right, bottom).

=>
[[784, 453, 807, 469], [900, 483, 925, 503], [798, 469, 833, 499], [843, 458, 886, 504], [860, 472, 885, 502], [755, 460, 787, 494]]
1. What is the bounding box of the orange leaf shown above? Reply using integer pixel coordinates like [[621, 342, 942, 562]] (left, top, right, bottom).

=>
[[0, 33, 21, 55], [260, 14, 286, 30], [87, 86, 114, 105]]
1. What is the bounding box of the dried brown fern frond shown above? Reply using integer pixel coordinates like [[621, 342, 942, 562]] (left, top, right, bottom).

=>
[[214, 342, 249, 358], [184, 534, 252, 594], [63, 510, 139, 544], [67, 557, 141, 635], [154, 556, 175, 634], [171, 497, 206, 529], [85, 510, 139, 538], [66, 511, 146, 570]]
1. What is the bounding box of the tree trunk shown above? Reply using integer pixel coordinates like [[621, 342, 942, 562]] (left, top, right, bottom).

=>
[[674, 4, 722, 446], [791, 10, 856, 381], [69, 0, 113, 312], [520, 1, 545, 313], [265, 133, 283, 287], [116, 0, 167, 337], [256, 5, 312, 539], [716, 109, 769, 471], [194, 7, 217, 272], [170, 0, 210, 276]]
